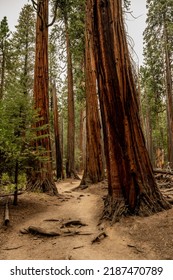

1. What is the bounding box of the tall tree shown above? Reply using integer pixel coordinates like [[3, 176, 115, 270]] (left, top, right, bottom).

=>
[[89, 0, 170, 218], [143, 0, 173, 167], [52, 83, 64, 179], [0, 16, 10, 100], [0, 5, 36, 184], [64, 9, 75, 178], [27, 0, 58, 194], [80, 1, 104, 186]]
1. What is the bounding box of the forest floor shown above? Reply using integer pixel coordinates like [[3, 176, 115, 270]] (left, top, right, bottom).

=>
[[0, 178, 173, 260]]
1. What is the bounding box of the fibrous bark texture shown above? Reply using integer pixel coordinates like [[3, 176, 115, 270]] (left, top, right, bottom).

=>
[[64, 12, 75, 178], [27, 0, 57, 195], [52, 84, 64, 180], [89, 0, 171, 217], [81, 2, 104, 186]]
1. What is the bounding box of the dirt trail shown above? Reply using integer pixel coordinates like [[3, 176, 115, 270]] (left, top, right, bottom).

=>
[[1, 179, 173, 260]]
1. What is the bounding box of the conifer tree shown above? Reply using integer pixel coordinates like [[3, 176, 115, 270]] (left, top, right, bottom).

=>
[[142, 0, 173, 167], [0, 16, 10, 99]]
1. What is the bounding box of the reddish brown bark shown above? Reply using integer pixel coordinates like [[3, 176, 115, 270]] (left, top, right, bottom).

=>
[[81, 3, 104, 185], [79, 108, 85, 171], [52, 84, 64, 180], [64, 12, 75, 178], [27, 0, 57, 195], [164, 19, 173, 168], [90, 0, 170, 217]]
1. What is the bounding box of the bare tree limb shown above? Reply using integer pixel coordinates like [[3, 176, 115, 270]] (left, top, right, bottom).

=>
[[31, 0, 38, 11], [47, 0, 59, 27]]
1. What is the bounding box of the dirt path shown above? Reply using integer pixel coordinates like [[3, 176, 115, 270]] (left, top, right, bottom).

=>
[[1, 179, 173, 260]]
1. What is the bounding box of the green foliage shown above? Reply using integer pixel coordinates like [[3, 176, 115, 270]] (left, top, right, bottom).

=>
[[0, 173, 26, 193], [141, 0, 173, 164], [0, 4, 40, 184]]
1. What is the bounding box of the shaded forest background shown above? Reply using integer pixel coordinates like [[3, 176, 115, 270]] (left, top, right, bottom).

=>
[[0, 0, 173, 218]]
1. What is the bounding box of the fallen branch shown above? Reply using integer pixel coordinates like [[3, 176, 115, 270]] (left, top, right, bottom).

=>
[[91, 231, 108, 244], [0, 191, 24, 198], [61, 220, 87, 228], [127, 244, 143, 253], [63, 230, 92, 237], [154, 168, 173, 176], [43, 219, 60, 222], [27, 226, 61, 237], [3, 245, 23, 251], [73, 246, 84, 250]]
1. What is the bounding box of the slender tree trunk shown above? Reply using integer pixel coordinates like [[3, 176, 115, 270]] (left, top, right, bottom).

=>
[[144, 87, 153, 164], [64, 13, 75, 178], [164, 19, 173, 168], [0, 45, 5, 100], [81, 4, 104, 186], [27, 0, 57, 195], [90, 0, 170, 218], [52, 83, 63, 180], [79, 108, 85, 171]]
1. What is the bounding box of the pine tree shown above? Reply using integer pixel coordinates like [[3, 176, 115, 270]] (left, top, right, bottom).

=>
[[0, 16, 10, 100], [143, 0, 173, 167]]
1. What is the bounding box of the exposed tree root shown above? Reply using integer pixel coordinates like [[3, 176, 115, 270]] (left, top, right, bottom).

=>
[[26, 177, 58, 196], [71, 170, 81, 180], [103, 192, 171, 222]]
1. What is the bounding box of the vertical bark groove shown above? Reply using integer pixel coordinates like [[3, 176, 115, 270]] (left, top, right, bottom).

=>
[[90, 0, 170, 217], [27, 0, 57, 195]]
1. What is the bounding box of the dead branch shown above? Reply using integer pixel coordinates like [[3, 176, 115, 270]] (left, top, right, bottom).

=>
[[27, 226, 61, 237], [61, 220, 87, 228], [154, 168, 173, 176], [73, 246, 84, 250], [127, 244, 143, 253], [0, 191, 24, 198], [63, 230, 92, 237], [3, 245, 23, 251], [91, 231, 108, 244], [47, 0, 59, 27], [43, 219, 60, 222]]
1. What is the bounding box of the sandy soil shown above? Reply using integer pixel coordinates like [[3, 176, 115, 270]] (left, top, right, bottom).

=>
[[0, 179, 173, 260]]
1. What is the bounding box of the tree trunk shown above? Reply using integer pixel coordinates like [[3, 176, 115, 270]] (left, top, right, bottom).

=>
[[27, 0, 57, 195], [81, 3, 104, 186], [0, 44, 5, 100], [144, 87, 153, 164], [79, 108, 85, 171], [90, 0, 170, 218], [52, 83, 64, 180], [64, 12, 75, 178], [164, 19, 173, 168]]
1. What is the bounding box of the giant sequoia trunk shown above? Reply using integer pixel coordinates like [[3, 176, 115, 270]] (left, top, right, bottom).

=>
[[81, 3, 104, 186], [27, 0, 57, 195], [164, 19, 173, 168], [90, 0, 170, 217], [64, 12, 75, 178]]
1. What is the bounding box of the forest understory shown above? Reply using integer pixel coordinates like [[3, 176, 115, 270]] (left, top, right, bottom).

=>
[[1, 174, 173, 260]]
